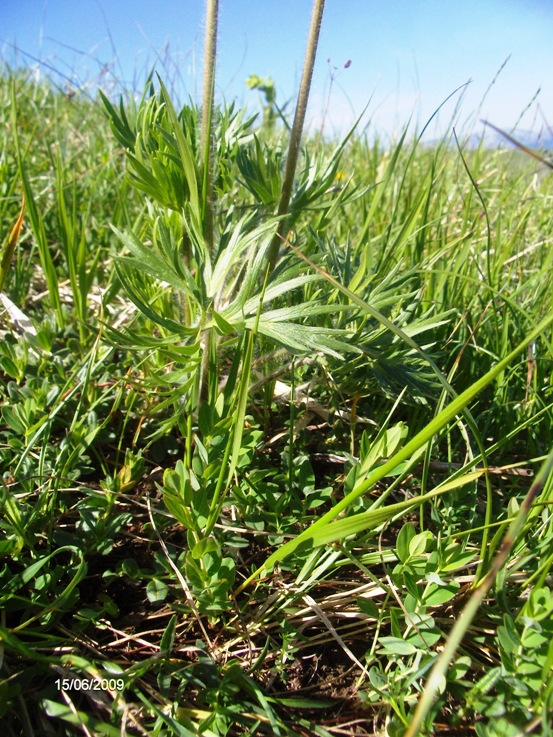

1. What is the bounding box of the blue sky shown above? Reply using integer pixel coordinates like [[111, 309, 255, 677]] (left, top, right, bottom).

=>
[[2, 0, 552, 141]]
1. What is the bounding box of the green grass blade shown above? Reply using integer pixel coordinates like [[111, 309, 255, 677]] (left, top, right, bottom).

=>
[[235, 310, 553, 593], [11, 82, 63, 326]]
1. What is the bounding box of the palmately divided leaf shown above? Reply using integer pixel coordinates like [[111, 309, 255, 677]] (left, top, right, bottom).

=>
[[253, 319, 354, 359]]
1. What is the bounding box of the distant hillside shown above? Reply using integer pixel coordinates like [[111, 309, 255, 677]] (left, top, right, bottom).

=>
[[491, 127, 553, 149], [477, 125, 553, 151]]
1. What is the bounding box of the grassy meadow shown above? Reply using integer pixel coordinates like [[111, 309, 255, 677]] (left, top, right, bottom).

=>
[[1, 15, 553, 736]]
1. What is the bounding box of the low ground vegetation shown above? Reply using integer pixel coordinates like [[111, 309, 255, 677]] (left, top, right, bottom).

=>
[[1, 59, 553, 736]]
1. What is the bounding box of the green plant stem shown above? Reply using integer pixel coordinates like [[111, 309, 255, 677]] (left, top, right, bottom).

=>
[[266, 0, 326, 272], [201, 0, 218, 258]]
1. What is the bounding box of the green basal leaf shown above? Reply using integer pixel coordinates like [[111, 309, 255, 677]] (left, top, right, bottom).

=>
[[396, 522, 416, 564], [191, 537, 220, 560], [146, 579, 169, 604], [377, 637, 420, 656]]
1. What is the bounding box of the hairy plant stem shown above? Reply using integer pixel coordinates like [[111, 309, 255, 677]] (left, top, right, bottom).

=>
[[266, 0, 326, 273], [199, 0, 219, 404], [201, 0, 218, 259]]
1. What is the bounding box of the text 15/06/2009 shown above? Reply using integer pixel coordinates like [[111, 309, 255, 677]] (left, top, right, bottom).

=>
[[55, 678, 125, 692]]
